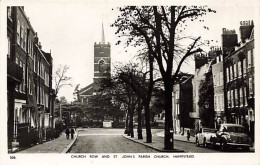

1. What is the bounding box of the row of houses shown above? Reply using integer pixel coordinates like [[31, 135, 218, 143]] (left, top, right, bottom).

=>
[[7, 6, 55, 152], [172, 20, 255, 141]]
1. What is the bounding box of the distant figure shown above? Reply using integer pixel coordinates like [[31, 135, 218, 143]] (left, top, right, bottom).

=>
[[65, 127, 70, 139], [71, 128, 75, 139], [187, 130, 190, 141], [242, 119, 249, 135]]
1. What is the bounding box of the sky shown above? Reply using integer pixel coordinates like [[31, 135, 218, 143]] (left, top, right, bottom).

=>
[[19, 1, 257, 102]]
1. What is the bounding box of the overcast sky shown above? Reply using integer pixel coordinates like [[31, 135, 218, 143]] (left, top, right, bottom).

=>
[[20, 2, 257, 102]]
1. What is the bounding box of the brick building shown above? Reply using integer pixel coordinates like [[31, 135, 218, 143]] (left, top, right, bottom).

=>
[[222, 21, 254, 139], [211, 47, 225, 128], [7, 6, 54, 151], [172, 73, 193, 134], [77, 23, 111, 104]]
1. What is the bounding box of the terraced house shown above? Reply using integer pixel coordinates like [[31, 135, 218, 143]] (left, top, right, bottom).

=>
[[223, 20, 254, 141], [7, 6, 54, 152]]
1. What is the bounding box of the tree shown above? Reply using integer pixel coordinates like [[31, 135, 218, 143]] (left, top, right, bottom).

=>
[[54, 64, 72, 97], [198, 71, 215, 128], [117, 61, 155, 142], [112, 6, 216, 150], [98, 65, 140, 138]]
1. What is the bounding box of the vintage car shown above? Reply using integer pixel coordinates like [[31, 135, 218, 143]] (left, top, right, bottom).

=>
[[195, 127, 217, 147], [210, 123, 252, 151]]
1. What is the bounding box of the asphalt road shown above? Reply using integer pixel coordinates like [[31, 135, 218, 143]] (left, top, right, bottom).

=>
[[69, 128, 249, 153], [69, 128, 158, 153]]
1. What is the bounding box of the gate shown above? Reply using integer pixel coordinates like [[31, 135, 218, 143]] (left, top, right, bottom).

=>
[[17, 123, 30, 148]]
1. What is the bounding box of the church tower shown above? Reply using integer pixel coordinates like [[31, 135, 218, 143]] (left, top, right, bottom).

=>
[[93, 23, 111, 94]]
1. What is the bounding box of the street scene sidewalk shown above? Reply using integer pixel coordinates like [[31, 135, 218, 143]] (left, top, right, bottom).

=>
[[17, 132, 77, 153], [156, 131, 196, 143], [122, 129, 185, 152]]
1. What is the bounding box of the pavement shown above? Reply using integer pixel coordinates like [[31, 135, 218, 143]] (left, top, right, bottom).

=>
[[156, 131, 196, 143], [122, 130, 188, 152], [17, 131, 78, 153]]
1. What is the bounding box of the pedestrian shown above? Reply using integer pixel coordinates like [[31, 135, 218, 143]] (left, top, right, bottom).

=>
[[242, 119, 249, 135], [65, 127, 70, 139], [187, 130, 190, 141], [71, 128, 75, 139]]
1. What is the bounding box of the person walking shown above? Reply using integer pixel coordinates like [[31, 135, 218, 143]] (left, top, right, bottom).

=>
[[65, 127, 70, 139], [71, 128, 75, 139], [187, 130, 190, 141]]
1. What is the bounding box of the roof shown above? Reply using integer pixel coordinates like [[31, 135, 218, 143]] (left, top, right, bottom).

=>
[[78, 83, 94, 96]]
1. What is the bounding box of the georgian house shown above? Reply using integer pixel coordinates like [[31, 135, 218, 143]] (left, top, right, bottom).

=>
[[223, 21, 254, 140], [7, 6, 54, 152]]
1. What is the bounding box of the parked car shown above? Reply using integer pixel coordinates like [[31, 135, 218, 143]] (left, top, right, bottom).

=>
[[210, 123, 252, 151], [195, 127, 217, 147]]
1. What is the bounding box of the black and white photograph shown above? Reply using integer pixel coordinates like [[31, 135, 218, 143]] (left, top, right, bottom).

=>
[[0, 0, 259, 166]]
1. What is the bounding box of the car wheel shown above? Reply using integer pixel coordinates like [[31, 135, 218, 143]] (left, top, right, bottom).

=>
[[196, 138, 199, 146], [220, 140, 227, 151], [203, 138, 207, 147]]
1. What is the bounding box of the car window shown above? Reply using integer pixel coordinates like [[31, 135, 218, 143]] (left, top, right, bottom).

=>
[[203, 128, 217, 133], [227, 126, 245, 133]]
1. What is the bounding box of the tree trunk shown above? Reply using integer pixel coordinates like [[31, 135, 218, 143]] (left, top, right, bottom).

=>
[[144, 101, 152, 143], [164, 79, 174, 150], [137, 97, 143, 139], [129, 112, 134, 138], [124, 112, 129, 134]]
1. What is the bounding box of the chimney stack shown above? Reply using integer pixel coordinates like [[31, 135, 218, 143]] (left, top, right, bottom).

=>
[[221, 28, 238, 57], [239, 20, 254, 43]]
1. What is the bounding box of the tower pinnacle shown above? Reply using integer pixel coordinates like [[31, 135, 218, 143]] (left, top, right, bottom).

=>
[[101, 22, 105, 44]]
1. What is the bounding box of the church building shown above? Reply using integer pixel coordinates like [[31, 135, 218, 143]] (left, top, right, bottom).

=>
[[76, 23, 111, 104]]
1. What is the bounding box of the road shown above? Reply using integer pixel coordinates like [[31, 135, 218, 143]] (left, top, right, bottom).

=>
[[69, 128, 231, 153], [69, 128, 157, 153]]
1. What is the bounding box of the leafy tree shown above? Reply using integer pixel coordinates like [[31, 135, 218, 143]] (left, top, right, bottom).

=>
[[116, 62, 154, 141], [112, 6, 215, 150], [198, 71, 215, 128]]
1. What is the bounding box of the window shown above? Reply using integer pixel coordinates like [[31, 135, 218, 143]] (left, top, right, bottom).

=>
[[46, 93, 49, 108], [28, 77, 31, 95], [231, 90, 234, 108], [227, 91, 230, 108], [234, 63, 237, 79], [240, 88, 243, 107], [247, 50, 251, 67], [243, 59, 246, 75], [249, 78, 253, 97], [222, 94, 224, 110], [226, 68, 229, 82], [23, 63, 26, 93], [230, 66, 233, 81], [235, 89, 238, 107], [238, 61, 242, 77], [24, 29, 27, 51], [34, 55, 36, 72], [37, 61, 40, 75], [220, 72, 223, 86], [7, 37, 11, 58], [17, 20, 20, 45], [21, 25, 24, 49], [244, 87, 247, 106], [37, 85, 39, 104], [19, 61, 23, 92], [28, 40, 31, 56]]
